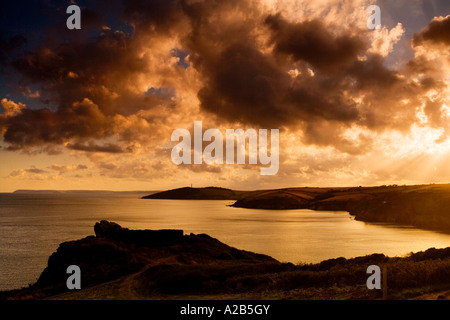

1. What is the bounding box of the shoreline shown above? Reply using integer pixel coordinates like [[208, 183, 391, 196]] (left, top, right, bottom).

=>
[[144, 184, 450, 232]]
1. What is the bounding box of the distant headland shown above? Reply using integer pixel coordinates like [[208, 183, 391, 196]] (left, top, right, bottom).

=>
[[143, 184, 450, 232], [13, 190, 159, 195]]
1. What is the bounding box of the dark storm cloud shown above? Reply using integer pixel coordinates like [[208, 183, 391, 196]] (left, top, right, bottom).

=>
[[188, 5, 426, 142], [189, 4, 449, 146], [121, 0, 183, 33], [186, 3, 365, 130], [413, 15, 450, 46], [1, 15, 176, 150], [0, 35, 26, 66], [12, 29, 151, 114], [196, 41, 292, 127], [406, 15, 450, 132], [67, 141, 125, 153], [1, 98, 113, 149], [79, 7, 105, 30], [264, 14, 368, 72]]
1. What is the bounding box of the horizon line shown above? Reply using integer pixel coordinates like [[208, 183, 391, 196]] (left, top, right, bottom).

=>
[[2, 182, 448, 194]]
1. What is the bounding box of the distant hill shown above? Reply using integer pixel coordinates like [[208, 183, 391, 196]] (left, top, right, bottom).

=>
[[142, 186, 255, 200], [13, 190, 159, 196]]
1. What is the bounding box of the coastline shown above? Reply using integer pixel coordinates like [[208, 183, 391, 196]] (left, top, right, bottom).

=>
[[143, 184, 450, 232]]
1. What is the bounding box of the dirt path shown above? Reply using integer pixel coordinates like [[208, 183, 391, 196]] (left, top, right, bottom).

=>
[[48, 269, 147, 300]]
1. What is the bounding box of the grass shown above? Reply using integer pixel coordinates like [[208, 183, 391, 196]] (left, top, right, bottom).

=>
[[126, 248, 450, 300]]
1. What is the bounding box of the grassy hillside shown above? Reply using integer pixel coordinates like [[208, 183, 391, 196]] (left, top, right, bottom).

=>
[[232, 184, 450, 231]]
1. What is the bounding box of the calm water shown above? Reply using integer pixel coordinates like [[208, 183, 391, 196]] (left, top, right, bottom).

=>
[[1, 192, 450, 291]]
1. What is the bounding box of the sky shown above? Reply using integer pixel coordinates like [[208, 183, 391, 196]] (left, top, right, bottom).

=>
[[0, 0, 449, 192]]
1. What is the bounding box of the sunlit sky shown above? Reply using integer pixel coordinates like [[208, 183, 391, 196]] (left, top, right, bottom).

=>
[[0, 0, 449, 192]]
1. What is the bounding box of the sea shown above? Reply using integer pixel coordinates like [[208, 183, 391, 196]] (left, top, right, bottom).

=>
[[1, 191, 450, 291]]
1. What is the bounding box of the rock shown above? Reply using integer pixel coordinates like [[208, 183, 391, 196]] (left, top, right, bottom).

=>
[[94, 220, 122, 237], [34, 235, 140, 291], [94, 220, 184, 247]]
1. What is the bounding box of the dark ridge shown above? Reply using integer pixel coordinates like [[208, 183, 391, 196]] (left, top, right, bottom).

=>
[[142, 186, 253, 200], [94, 220, 183, 247]]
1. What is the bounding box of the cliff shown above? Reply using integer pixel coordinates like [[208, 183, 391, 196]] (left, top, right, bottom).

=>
[[232, 184, 450, 231]]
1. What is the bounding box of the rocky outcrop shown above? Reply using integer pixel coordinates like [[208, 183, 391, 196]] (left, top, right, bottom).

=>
[[94, 220, 183, 247], [13, 221, 277, 298]]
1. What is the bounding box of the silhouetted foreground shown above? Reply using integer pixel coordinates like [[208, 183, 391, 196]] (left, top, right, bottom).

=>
[[1, 221, 450, 300], [144, 184, 450, 231]]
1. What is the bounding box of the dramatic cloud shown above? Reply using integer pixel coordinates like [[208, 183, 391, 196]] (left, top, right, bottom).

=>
[[413, 15, 450, 46], [0, 0, 449, 190], [66, 141, 125, 153], [180, 1, 448, 151], [265, 15, 368, 71]]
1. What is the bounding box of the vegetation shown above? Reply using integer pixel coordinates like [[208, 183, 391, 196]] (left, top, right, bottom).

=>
[[131, 248, 450, 300]]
